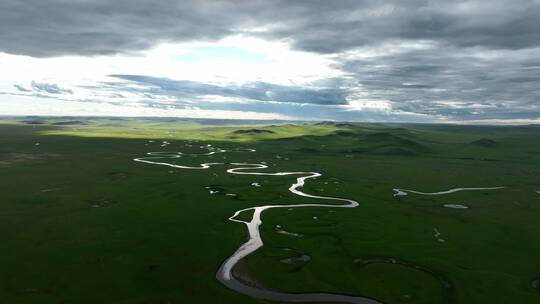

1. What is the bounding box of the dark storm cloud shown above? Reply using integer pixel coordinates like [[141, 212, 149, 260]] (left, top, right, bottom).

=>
[[110, 75, 349, 105]]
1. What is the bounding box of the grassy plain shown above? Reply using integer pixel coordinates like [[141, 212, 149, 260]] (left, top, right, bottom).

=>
[[0, 117, 539, 303]]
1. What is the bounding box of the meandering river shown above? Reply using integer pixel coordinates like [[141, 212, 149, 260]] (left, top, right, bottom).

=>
[[393, 187, 504, 197], [134, 147, 382, 304]]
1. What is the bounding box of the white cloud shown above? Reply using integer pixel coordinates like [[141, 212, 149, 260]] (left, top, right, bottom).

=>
[[446, 118, 540, 125], [1, 35, 341, 88], [343, 99, 393, 112], [0, 35, 345, 118], [0, 94, 290, 120]]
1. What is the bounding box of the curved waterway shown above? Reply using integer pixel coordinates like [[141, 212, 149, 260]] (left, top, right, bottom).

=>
[[134, 147, 382, 304], [393, 187, 504, 197]]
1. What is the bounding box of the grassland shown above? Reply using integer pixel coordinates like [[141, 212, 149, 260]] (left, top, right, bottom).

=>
[[0, 117, 539, 303]]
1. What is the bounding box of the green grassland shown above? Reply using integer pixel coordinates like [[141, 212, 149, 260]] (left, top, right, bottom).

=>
[[0, 117, 539, 303]]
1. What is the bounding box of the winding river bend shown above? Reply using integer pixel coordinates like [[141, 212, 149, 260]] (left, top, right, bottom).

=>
[[393, 187, 504, 197], [134, 147, 382, 304]]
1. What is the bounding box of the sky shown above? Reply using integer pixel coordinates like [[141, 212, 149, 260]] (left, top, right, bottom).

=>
[[1, 0, 539, 123]]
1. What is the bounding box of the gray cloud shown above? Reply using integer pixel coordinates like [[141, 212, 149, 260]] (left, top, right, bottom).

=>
[[1, 1, 539, 57], [29, 81, 73, 94], [1, 0, 539, 122], [274, 1, 540, 54], [13, 84, 31, 92], [110, 75, 349, 105], [0, 0, 237, 57], [338, 45, 540, 120]]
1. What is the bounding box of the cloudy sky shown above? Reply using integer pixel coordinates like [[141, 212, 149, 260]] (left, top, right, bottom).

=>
[[1, 0, 539, 123]]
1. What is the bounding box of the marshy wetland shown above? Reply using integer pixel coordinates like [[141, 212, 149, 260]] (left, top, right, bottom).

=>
[[1, 117, 539, 303]]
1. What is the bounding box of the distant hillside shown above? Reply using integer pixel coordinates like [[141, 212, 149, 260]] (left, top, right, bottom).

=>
[[471, 138, 499, 147], [232, 129, 275, 135], [334, 130, 356, 137], [263, 129, 429, 156], [356, 132, 427, 155], [20, 120, 46, 125], [51, 120, 87, 126]]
